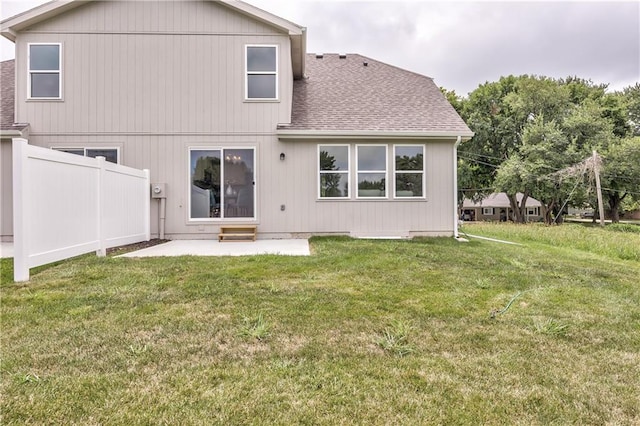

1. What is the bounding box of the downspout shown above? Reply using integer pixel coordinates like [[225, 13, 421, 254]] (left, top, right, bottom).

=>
[[159, 198, 166, 240], [453, 136, 462, 239]]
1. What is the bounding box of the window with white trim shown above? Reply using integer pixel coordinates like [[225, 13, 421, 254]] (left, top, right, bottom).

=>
[[394, 145, 424, 198], [245, 45, 277, 100], [29, 43, 61, 99], [189, 148, 255, 220], [483, 207, 494, 216], [527, 207, 539, 216], [319, 145, 349, 198], [54, 147, 119, 164], [356, 145, 387, 198]]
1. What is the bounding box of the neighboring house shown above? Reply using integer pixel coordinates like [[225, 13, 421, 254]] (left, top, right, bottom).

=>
[[0, 0, 473, 242], [461, 193, 543, 222]]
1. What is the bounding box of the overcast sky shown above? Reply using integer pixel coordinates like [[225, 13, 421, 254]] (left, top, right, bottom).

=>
[[1, 0, 638, 96]]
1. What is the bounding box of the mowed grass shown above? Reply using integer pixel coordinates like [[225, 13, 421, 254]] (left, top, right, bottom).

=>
[[1, 225, 639, 425]]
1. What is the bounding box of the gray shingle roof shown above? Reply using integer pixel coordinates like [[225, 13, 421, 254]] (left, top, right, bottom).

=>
[[280, 53, 472, 134], [462, 193, 542, 209], [1, 59, 28, 133]]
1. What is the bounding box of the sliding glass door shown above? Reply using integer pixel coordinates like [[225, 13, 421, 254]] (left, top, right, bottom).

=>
[[189, 148, 255, 220]]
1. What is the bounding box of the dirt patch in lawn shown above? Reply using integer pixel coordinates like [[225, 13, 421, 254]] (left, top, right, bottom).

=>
[[107, 239, 170, 256]]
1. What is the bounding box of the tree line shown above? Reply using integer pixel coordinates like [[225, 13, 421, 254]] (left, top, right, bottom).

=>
[[444, 76, 640, 224]]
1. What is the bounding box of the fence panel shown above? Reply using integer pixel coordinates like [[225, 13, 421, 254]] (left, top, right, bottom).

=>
[[13, 140, 150, 281], [102, 159, 151, 251]]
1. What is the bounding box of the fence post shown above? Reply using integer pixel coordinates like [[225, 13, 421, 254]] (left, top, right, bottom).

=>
[[96, 156, 107, 256], [144, 169, 151, 241], [12, 138, 30, 282]]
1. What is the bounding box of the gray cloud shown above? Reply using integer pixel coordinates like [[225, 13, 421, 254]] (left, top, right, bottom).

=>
[[3, 0, 638, 96], [255, 1, 639, 95]]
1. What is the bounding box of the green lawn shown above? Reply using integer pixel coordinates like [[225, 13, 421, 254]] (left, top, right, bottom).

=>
[[1, 224, 639, 425]]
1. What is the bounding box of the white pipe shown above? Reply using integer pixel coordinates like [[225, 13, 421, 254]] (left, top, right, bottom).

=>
[[159, 198, 166, 240], [453, 136, 462, 239]]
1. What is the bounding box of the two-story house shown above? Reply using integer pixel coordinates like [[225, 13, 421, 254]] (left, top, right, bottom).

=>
[[1, 0, 473, 242]]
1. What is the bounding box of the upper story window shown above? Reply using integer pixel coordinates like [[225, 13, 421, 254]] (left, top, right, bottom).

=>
[[245, 45, 277, 100], [28, 43, 61, 99]]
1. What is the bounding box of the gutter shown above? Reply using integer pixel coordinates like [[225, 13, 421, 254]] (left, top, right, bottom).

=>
[[453, 135, 462, 239], [0, 125, 30, 138], [277, 129, 475, 140]]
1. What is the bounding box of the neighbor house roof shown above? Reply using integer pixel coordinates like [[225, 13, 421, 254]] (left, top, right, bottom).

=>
[[0, 59, 29, 136], [462, 193, 542, 209], [0, 0, 306, 78], [277, 53, 474, 139]]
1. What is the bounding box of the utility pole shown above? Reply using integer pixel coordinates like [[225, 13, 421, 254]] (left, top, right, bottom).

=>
[[593, 150, 605, 227]]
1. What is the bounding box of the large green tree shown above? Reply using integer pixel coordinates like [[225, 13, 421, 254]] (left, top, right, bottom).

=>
[[459, 75, 634, 223], [600, 137, 640, 222], [495, 117, 578, 224], [458, 76, 521, 201], [620, 83, 640, 136]]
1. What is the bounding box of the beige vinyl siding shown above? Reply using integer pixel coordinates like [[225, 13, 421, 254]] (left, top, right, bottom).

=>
[[26, 134, 456, 238], [14, 1, 293, 135], [0, 139, 13, 241], [9, 0, 457, 239], [271, 139, 456, 237]]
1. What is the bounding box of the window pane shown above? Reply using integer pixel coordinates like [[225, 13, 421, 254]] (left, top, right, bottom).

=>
[[320, 173, 348, 198], [191, 150, 221, 219], [30, 45, 59, 70], [57, 148, 84, 156], [86, 149, 118, 164], [31, 73, 59, 98], [396, 146, 423, 171], [247, 74, 276, 99], [357, 146, 386, 170], [395, 173, 423, 197], [319, 146, 348, 171], [247, 46, 276, 72], [223, 149, 255, 218], [358, 173, 385, 197]]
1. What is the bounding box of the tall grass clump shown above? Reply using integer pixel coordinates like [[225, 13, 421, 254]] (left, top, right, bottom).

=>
[[376, 319, 414, 357]]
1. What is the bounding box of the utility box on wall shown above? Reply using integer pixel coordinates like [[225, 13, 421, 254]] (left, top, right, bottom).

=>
[[151, 183, 166, 199]]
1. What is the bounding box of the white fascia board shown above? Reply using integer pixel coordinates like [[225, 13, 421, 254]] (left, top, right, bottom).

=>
[[219, 0, 305, 35], [1, 0, 87, 41], [277, 129, 475, 141]]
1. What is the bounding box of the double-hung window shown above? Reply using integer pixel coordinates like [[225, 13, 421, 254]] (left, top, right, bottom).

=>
[[356, 145, 387, 198], [394, 145, 425, 198], [245, 45, 277, 100], [29, 43, 61, 99], [319, 145, 349, 198]]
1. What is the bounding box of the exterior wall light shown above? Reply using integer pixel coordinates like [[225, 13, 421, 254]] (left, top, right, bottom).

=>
[[280, 153, 285, 161]]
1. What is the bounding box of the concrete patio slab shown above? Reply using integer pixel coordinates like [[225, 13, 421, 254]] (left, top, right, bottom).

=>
[[117, 239, 310, 258]]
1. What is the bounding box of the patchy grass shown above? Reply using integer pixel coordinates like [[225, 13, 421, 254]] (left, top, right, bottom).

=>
[[462, 221, 640, 261], [1, 226, 639, 425]]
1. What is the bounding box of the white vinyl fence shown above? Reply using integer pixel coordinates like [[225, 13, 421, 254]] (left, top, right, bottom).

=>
[[12, 139, 150, 281]]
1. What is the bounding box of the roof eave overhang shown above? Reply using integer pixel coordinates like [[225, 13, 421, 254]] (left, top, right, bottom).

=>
[[218, 0, 306, 78], [277, 129, 474, 141], [0, 0, 88, 42], [0, 125, 30, 138]]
